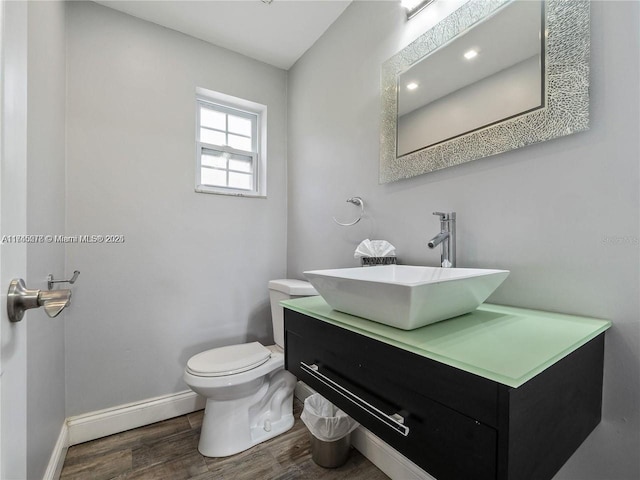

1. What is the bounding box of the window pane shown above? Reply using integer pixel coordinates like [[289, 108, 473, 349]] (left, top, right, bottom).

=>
[[202, 152, 227, 169], [228, 134, 252, 151], [229, 154, 252, 173], [196, 95, 263, 195], [200, 128, 226, 146], [228, 115, 252, 137], [200, 107, 225, 130], [201, 168, 226, 187], [229, 172, 253, 190]]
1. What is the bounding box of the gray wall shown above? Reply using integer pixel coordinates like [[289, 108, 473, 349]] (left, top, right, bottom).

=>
[[26, 2, 67, 478], [65, 2, 288, 415], [287, 2, 639, 479]]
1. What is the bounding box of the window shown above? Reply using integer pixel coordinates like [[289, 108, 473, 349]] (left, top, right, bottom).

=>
[[195, 89, 266, 197]]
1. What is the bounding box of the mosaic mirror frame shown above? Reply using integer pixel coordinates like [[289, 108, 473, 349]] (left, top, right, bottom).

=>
[[380, 0, 590, 183]]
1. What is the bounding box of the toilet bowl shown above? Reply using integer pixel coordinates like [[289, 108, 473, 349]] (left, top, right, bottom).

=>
[[183, 279, 317, 457]]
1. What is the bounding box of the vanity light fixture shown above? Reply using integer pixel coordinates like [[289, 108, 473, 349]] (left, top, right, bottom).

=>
[[463, 49, 479, 60], [402, 0, 436, 20], [406, 82, 419, 90]]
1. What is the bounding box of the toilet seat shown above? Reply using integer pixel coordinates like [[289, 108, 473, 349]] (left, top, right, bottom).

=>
[[186, 342, 271, 377]]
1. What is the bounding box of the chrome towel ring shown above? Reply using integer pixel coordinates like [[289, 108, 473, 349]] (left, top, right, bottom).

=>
[[333, 197, 365, 227]]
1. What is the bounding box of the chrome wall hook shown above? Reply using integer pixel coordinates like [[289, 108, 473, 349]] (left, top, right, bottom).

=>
[[333, 197, 365, 227], [7, 279, 72, 322], [47, 270, 80, 290]]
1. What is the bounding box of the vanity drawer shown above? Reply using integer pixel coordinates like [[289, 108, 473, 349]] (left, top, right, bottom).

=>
[[285, 309, 499, 427], [285, 312, 499, 480]]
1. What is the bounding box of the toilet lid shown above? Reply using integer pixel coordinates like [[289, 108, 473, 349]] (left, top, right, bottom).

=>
[[186, 342, 271, 377]]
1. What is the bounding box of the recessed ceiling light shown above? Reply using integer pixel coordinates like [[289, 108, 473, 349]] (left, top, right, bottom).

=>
[[406, 82, 419, 90], [464, 49, 478, 60]]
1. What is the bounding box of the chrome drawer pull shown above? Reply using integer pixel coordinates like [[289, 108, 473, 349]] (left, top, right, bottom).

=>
[[300, 362, 410, 436]]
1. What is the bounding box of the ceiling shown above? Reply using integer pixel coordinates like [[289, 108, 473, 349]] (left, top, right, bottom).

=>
[[94, 0, 352, 70]]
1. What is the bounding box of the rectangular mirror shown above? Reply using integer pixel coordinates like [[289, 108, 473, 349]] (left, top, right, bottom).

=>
[[397, 0, 544, 155], [380, 0, 589, 183]]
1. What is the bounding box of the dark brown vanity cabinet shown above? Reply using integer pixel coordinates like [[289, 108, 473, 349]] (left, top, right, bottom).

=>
[[285, 309, 605, 480]]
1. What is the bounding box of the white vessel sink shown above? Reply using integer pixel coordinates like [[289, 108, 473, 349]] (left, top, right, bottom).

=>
[[304, 265, 509, 330]]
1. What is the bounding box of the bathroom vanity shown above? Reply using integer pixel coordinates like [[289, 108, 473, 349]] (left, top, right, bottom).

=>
[[283, 297, 610, 480]]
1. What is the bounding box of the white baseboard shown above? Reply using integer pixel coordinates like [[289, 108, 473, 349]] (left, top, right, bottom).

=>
[[46, 383, 429, 480], [351, 428, 434, 480], [42, 422, 69, 480], [44, 390, 205, 479], [294, 381, 433, 480], [67, 390, 205, 446], [294, 379, 316, 401]]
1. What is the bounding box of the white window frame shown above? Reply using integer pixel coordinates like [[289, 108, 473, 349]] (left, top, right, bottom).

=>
[[195, 87, 267, 197]]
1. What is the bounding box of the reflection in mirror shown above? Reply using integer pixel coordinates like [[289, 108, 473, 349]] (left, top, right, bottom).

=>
[[379, 0, 590, 184], [397, 0, 544, 155]]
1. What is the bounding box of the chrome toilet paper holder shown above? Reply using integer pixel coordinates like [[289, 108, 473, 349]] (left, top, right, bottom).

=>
[[47, 270, 80, 290]]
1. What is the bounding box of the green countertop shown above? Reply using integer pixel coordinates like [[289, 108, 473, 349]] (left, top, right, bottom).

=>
[[282, 296, 611, 388]]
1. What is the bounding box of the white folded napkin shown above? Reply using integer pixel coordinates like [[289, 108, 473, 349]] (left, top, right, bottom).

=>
[[354, 239, 396, 258]]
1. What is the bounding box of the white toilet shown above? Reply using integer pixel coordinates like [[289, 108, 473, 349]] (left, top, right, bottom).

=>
[[183, 279, 317, 457]]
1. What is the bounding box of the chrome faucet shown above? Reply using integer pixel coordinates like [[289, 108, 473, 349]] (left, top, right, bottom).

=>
[[428, 212, 456, 268]]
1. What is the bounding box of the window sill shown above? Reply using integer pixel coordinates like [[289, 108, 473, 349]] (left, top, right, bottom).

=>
[[195, 186, 266, 199]]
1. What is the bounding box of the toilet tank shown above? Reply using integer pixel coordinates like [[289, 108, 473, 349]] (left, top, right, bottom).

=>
[[268, 279, 317, 348]]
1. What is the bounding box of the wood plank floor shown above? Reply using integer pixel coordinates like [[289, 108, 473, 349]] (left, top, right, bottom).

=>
[[60, 400, 389, 480]]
